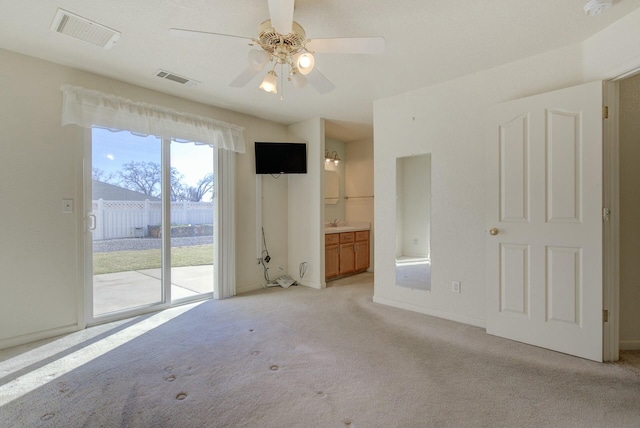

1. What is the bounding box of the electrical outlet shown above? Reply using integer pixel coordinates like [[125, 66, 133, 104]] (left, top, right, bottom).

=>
[[452, 281, 461, 293]]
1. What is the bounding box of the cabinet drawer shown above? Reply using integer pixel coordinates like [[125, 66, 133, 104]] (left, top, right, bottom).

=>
[[355, 230, 369, 242], [340, 232, 355, 243], [325, 233, 340, 245]]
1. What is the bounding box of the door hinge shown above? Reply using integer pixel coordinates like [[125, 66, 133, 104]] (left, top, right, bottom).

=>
[[603, 309, 609, 323], [602, 207, 610, 222], [603, 105, 609, 119]]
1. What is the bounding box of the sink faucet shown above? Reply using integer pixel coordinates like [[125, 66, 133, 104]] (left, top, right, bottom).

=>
[[330, 219, 339, 227]]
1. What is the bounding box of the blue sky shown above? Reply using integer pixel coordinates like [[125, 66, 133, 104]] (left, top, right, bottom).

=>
[[92, 128, 214, 187]]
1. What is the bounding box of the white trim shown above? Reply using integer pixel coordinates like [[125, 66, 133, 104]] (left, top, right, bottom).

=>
[[603, 80, 620, 362], [60, 84, 245, 153], [236, 283, 266, 295], [0, 324, 79, 350], [162, 138, 172, 303], [83, 137, 94, 326], [620, 340, 640, 351], [215, 149, 236, 299], [256, 175, 263, 261], [372, 295, 486, 328]]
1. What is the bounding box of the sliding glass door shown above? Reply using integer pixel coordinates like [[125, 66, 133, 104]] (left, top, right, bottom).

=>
[[86, 129, 215, 323], [169, 142, 215, 303]]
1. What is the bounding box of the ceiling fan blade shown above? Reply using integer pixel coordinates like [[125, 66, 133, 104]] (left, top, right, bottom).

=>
[[267, 0, 294, 34], [306, 37, 385, 54], [229, 50, 271, 87], [306, 68, 335, 95], [229, 66, 263, 88], [168, 28, 252, 41]]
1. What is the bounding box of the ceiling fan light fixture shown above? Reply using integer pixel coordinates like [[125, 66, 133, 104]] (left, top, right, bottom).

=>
[[259, 70, 278, 94], [296, 52, 315, 75], [583, 0, 613, 16]]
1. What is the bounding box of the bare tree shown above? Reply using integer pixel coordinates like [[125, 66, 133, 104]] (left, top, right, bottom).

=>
[[115, 161, 211, 201], [187, 173, 214, 202], [118, 161, 162, 197], [92, 167, 115, 183]]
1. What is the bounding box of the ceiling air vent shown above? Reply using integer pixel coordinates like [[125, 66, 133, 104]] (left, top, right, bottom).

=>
[[155, 70, 201, 86], [50, 8, 120, 49]]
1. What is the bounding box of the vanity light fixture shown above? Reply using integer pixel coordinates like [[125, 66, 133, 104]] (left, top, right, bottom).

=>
[[325, 150, 341, 165]]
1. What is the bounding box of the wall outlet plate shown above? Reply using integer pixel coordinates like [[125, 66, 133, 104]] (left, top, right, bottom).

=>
[[452, 281, 461, 293], [62, 199, 73, 213]]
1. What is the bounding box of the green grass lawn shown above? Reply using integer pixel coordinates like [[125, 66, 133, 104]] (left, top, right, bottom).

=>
[[93, 244, 214, 275]]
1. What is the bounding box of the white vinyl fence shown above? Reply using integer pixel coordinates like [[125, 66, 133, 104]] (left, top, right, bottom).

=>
[[92, 199, 214, 240]]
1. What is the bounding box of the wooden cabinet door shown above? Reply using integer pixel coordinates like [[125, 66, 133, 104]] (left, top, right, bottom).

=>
[[339, 242, 355, 275], [325, 244, 340, 278], [355, 241, 369, 271], [355, 231, 370, 271]]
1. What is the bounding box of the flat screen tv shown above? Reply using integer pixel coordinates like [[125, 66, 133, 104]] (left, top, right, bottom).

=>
[[254, 142, 307, 174]]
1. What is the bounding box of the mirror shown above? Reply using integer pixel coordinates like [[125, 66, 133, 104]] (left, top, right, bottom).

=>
[[396, 154, 431, 290], [325, 170, 339, 205]]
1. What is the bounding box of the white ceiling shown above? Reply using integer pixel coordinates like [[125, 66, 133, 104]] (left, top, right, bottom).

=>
[[1, 0, 639, 141]]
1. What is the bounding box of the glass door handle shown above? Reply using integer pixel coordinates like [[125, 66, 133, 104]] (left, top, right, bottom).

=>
[[88, 213, 97, 231]]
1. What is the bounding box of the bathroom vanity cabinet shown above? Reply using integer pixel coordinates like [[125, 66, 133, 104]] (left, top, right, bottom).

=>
[[325, 230, 369, 280]]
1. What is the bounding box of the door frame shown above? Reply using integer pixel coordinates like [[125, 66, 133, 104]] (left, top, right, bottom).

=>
[[603, 80, 619, 362], [81, 133, 216, 327], [603, 66, 640, 361]]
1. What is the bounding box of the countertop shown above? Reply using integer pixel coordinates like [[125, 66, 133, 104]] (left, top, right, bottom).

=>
[[324, 222, 370, 234]]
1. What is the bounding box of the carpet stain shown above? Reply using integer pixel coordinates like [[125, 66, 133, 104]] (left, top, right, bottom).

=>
[[249, 329, 254, 332], [164, 366, 173, 372], [251, 351, 261, 356], [269, 365, 279, 371], [163, 374, 176, 382], [316, 391, 326, 398], [176, 392, 188, 401], [342, 418, 353, 426], [40, 413, 55, 421]]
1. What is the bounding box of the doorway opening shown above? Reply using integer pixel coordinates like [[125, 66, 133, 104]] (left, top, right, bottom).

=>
[[616, 72, 640, 356]]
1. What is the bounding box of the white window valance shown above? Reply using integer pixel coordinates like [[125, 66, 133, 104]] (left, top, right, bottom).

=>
[[60, 84, 245, 153]]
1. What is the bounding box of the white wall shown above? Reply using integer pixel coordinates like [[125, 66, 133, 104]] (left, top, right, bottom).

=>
[[287, 118, 325, 289], [619, 72, 640, 350], [0, 48, 290, 347], [373, 8, 640, 327], [374, 46, 585, 326], [345, 137, 374, 271]]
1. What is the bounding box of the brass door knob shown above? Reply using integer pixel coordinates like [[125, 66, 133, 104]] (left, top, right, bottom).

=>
[[489, 228, 499, 236]]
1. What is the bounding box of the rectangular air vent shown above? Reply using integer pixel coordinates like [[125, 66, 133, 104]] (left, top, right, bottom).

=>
[[155, 70, 200, 86], [50, 8, 120, 49]]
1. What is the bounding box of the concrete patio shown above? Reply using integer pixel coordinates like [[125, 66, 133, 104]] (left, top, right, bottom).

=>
[[93, 265, 214, 315]]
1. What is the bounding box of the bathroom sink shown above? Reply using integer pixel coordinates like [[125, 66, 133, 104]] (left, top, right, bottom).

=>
[[324, 222, 370, 234]]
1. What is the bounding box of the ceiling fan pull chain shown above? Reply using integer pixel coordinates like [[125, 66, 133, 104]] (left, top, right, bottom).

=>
[[280, 63, 285, 101]]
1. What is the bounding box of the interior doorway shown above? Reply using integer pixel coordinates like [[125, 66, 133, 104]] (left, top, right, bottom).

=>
[[616, 72, 640, 354]]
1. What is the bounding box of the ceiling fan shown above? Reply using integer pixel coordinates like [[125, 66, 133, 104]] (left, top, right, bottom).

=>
[[169, 0, 385, 95]]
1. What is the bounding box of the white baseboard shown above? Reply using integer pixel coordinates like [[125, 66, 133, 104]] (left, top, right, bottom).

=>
[[372, 295, 486, 329], [236, 282, 265, 295], [620, 340, 640, 351], [0, 324, 79, 351]]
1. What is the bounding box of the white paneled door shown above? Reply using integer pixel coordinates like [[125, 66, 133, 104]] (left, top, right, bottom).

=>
[[486, 81, 603, 361]]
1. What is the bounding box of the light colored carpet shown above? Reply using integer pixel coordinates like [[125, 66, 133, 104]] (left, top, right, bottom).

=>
[[396, 257, 431, 291], [1, 273, 639, 427]]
